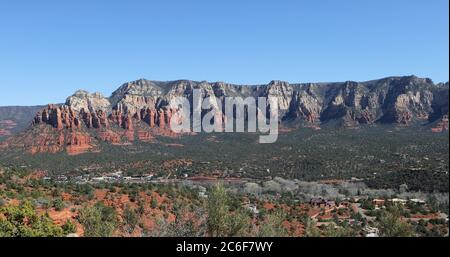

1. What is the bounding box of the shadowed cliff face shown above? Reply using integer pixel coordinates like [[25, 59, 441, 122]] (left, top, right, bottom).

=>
[[1, 75, 448, 154]]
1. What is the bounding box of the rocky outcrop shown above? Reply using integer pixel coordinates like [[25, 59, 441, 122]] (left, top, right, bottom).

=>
[[3, 125, 95, 155], [265, 80, 294, 114], [66, 132, 93, 155], [110, 109, 124, 127], [66, 90, 110, 113], [137, 130, 153, 141], [103, 76, 446, 128], [140, 108, 156, 127], [286, 89, 321, 123], [97, 130, 121, 144], [2, 75, 448, 154], [33, 105, 81, 130]]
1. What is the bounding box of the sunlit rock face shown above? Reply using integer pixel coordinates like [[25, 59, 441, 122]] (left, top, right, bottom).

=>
[[2, 75, 448, 154], [66, 90, 111, 113]]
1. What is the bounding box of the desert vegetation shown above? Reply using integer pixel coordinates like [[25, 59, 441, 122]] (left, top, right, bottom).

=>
[[0, 165, 448, 237]]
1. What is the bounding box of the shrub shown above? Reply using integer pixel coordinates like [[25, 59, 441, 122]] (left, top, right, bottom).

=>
[[258, 210, 288, 237], [77, 202, 117, 237], [62, 220, 77, 234], [206, 183, 251, 237], [53, 198, 64, 211], [0, 201, 64, 237], [376, 207, 414, 237]]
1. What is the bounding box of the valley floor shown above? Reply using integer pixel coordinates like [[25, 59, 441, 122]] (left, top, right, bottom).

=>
[[0, 126, 448, 237]]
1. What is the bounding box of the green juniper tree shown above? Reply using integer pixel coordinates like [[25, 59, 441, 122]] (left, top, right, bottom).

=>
[[77, 202, 118, 237], [206, 183, 251, 237], [0, 201, 64, 237]]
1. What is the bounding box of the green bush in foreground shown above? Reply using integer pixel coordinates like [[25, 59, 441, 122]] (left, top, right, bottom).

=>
[[77, 202, 118, 237], [0, 201, 64, 237], [206, 183, 251, 237], [377, 207, 415, 237]]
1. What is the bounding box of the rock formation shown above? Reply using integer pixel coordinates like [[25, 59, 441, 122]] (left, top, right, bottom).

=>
[[1, 75, 448, 154]]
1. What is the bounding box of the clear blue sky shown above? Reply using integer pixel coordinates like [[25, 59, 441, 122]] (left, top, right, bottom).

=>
[[0, 0, 448, 106]]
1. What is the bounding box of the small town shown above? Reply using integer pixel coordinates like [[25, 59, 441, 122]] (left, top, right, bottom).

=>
[[33, 169, 449, 238]]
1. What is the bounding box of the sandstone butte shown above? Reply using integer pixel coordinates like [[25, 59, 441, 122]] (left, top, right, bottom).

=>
[[22, 104, 183, 155]]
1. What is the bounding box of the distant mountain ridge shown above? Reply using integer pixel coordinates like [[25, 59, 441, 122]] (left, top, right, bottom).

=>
[[0, 106, 45, 139], [0, 75, 448, 154]]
